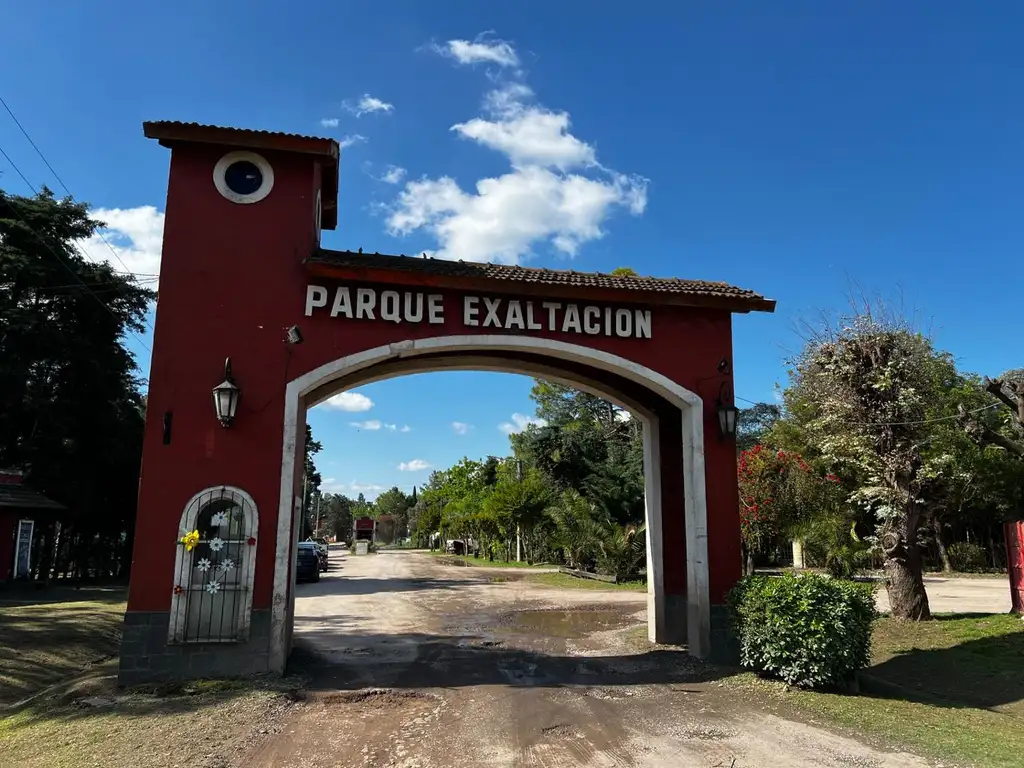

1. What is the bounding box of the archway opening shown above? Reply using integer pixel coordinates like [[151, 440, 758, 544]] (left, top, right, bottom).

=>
[[270, 336, 711, 674]]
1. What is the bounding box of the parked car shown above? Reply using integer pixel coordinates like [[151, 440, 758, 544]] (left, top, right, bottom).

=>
[[304, 539, 329, 571], [296, 542, 321, 583]]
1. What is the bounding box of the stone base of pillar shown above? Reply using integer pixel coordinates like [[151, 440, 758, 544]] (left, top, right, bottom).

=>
[[648, 591, 687, 645], [708, 604, 740, 666], [118, 609, 274, 685]]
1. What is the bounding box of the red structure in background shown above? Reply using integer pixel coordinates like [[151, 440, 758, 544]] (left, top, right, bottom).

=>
[[1006, 521, 1024, 614], [117, 120, 775, 684], [353, 517, 376, 542], [0, 469, 67, 581]]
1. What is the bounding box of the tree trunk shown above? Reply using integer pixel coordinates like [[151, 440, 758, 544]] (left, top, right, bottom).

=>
[[931, 516, 952, 573], [883, 536, 931, 620]]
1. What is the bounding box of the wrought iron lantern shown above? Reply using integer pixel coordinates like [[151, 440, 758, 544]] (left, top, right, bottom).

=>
[[716, 382, 738, 439], [212, 358, 241, 427]]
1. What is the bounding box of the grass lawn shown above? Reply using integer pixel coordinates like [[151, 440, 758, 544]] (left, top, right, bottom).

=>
[[525, 572, 646, 592], [0, 678, 297, 768], [0, 590, 127, 706], [734, 612, 1024, 768], [430, 552, 555, 569]]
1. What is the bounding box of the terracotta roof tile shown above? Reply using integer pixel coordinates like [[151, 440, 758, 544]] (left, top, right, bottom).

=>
[[142, 121, 338, 156], [0, 484, 65, 511], [142, 121, 340, 230], [307, 249, 776, 312]]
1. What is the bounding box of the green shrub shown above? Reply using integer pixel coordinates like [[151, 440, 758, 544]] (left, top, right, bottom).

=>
[[728, 572, 878, 689], [947, 541, 987, 573]]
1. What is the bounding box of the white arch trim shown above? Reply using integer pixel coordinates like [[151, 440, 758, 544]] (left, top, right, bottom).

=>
[[270, 335, 710, 670], [169, 485, 260, 643]]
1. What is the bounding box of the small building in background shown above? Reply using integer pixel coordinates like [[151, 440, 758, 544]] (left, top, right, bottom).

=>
[[0, 468, 67, 581]]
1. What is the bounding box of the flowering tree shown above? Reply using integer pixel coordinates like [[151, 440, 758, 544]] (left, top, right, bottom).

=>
[[738, 444, 842, 570]]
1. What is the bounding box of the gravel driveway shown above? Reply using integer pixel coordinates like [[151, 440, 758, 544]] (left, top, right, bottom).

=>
[[242, 548, 932, 768]]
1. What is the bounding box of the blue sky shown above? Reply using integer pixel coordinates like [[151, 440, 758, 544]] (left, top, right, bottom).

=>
[[2, 3, 1022, 498]]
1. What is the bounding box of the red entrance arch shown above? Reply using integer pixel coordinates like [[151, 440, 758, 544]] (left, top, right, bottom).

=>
[[118, 122, 775, 683]]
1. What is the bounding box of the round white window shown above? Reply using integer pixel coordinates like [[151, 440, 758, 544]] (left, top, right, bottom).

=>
[[213, 151, 275, 204]]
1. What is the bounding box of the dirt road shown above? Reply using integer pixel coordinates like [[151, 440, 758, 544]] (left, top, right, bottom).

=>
[[245, 549, 930, 768]]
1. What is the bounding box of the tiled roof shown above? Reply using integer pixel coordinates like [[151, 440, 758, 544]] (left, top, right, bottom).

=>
[[0, 484, 66, 512], [142, 121, 338, 157], [307, 249, 776, 312], [142, 121, 340, 230]]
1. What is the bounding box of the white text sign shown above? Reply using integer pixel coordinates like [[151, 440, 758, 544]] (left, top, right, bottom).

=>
[[304, 285, 652, 339]]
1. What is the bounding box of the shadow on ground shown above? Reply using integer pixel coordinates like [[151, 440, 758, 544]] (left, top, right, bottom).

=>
[[0, 584, 127, 607], [293, 576, 471, 597], [288, 627, 724, 693], [0, 599, 125, 706], [869, 616, 1024, 713]]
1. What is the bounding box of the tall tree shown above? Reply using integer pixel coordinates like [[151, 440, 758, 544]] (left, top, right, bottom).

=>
[[960, 369, 1024, 459], [373, 486, 414, 542], [301, 424, 323, 537], [320, 493, 353, 541], [783, 307, 964, 620], [736, 402, 782, 452], [0, 188, 153, 578]]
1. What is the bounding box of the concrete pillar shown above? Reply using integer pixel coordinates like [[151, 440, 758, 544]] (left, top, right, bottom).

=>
[[642, 418, 666, 643], [792, 539, 805, 569]]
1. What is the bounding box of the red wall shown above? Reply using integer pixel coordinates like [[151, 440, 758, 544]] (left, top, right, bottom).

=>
[[127, 140, 742, 612]]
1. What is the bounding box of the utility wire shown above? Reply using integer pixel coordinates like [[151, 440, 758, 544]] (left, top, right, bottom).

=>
[[0, 140, 152, 353], [1, 94, 147, 284]]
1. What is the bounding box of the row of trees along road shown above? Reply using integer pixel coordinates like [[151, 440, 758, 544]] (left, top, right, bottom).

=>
[[1, 188, 152, 580], [312, 299, 1021, 622]]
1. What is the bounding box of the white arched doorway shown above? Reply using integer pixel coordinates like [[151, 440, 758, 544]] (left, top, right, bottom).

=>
[[271, 336, 710, 672]]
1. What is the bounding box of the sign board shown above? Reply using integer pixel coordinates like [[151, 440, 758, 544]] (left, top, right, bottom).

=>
[[354, 541, 369, 556], [13, 519, 34, 579], [305, 285, 654, 340], [354, 517, 375, 531]]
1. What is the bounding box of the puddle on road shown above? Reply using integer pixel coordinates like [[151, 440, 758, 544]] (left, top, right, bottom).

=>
[[509, 609, 633, 639]]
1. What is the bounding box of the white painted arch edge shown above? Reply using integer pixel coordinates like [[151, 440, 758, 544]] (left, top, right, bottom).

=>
[[271, 335, 711, 670], [168, 485, 260, 644]]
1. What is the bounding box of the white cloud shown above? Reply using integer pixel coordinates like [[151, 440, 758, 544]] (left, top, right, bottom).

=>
[[339, 134, 367, 150], [451, 422, 471, 435], [433, 35, 520, 68], [80, 206, 165, 284], [350, 420, 382, 430], [452, 105, 595, 170], [388, 41, 647, 265], [322, 478, 387, 497], [400, 425, 412, 433], [321, 391, 374, 412], [319, 117, 340, 128], [344, 94, 394, 117], [380, 165, 407, 184], [398, 459, 432, 472], [498, 413, 547, 435]]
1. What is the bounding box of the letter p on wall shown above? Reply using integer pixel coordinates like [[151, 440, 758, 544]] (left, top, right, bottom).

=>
[[305, 285, 327, 316]]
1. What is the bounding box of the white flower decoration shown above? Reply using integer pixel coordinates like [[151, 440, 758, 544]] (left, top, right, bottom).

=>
[[197, 558, 212, 572], [218, 558, 235, 573], [204, 580, 222, 595], [209, 537, 225, 552], [210, 511, 229, 527]]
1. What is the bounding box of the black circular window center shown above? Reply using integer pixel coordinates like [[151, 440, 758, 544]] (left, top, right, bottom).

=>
[[224, 160, 264, 196]]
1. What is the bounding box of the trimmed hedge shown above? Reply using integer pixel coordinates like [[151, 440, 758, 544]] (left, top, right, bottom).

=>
[[728, 572, 878, 689]]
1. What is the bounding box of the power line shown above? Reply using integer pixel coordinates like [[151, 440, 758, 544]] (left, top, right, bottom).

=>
[[0, 140, 152, 353], [0, 93, 151, 290]]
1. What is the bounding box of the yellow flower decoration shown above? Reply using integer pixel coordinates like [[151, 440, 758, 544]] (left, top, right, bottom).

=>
[[180, 530, 200, 552]]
